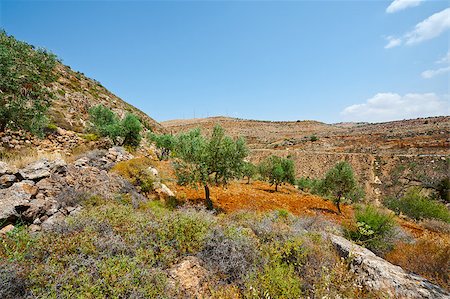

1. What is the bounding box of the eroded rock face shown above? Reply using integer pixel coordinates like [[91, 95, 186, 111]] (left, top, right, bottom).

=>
[[19, 158, 67, 181], [329, 234, 450, 299], [0, 181, 34, 223]]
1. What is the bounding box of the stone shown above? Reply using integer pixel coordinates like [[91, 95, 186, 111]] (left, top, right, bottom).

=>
[[29, 224, 41, 232], [0, 161, 16, 175], [147, 167, 158, 177], [0, 224, 15, 235], [153, 182, 175, 198], [19, 159, 51, 180], [168, 256, 208, 297], [0, 182, 33, 224], [41, 211, 65, 231], [0, 174, 17, 188], [329, 234, 450, 299]]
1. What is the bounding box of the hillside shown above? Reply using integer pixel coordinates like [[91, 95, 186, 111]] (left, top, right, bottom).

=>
[[49, 64, 164, 133], [163, 116, 450, 202]]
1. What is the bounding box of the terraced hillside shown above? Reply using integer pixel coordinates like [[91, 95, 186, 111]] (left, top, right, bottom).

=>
[[163, 116, 450, 202]]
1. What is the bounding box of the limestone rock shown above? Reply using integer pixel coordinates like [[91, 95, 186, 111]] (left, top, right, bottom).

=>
[[329, 234, 449, 299], [169, 256, 209, 298], [0, 174, 17, 188], [0, 224, 15, 235], [19, 159, 51, 180], [0, 181, 37, 224], [0, 161, 16, 175]]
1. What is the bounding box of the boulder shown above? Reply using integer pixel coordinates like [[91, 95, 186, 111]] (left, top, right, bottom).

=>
[[0, 224, 15, 235], [0, 161, 16, 175], [19, 159, 51, 180], [168, 256, 209, 298], [329, 234, 449, 299], [0, 181, 34, 224], [0, 174, 17, 188]]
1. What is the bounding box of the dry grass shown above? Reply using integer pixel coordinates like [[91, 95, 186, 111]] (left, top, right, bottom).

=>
[[385, 233, 450, 290], [0, 148, 67, 169]]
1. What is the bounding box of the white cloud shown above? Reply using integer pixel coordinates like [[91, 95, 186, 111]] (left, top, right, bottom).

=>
[[341, 93, 449, 122], [385, 8, 450, 48], [436, 51, 450, 64], [384, 36, 402, 48], [421, 66, 450, 79], [386, 0, 423, 13], [421, 51, 450, 79], [405, 8, 450, 45]]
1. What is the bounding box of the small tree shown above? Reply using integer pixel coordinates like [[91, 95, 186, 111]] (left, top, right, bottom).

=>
[[121, 113, 142, 147], [258, 155, 295, 191], [319, 161, 358, 214], [149, 133, 177, 160], [241, 161, 257, 184], [173, 125, 248, 209], [88, 105, 142, 147]]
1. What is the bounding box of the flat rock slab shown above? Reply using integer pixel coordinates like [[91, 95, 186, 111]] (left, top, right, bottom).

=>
[[0, 181, 34, 224], [329, 234, 449, 299]]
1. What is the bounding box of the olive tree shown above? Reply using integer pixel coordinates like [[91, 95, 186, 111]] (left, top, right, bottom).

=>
[[241, 161, 257, 184], [173, 125, 248, 209], [258, 155, 295, 191], [149, 133, 176, 160], [319, 161, 359, 214]]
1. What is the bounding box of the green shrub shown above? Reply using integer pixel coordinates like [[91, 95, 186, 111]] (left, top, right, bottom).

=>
[[244, 262, 303, 299], [0, 30, 58, 136], [345, 205, 397, 254], [384, 187, 450, 223], [310, 135, 318, 142], [0, 225, 34, 261], [296, 177, 320, 192]]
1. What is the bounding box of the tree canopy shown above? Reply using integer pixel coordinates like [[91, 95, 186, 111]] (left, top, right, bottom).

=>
[[258, 155, 295, 191], [172, 125, 248, 209]]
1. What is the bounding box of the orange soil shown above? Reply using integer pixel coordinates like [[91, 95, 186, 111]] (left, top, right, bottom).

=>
[[173, 180, 353, 223]]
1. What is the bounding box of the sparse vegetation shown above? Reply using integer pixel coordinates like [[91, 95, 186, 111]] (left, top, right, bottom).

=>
[[0, 30, 59, 136], [258, 155, 295, 191], [384, 187, 450, 223]]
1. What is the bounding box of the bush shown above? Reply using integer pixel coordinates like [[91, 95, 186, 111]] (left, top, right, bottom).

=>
[[199, 226, 259, 284], [241, 161, 257, 184], [344, 205, 398, 255], [111, 158, 155, 194], [0, 262, 28, 299], [386, 235, 450, 289], [0, 31, 58, 136], [148, 133, 176, 160], [296, 176, 320, 192], [384, 187, 450, 223]]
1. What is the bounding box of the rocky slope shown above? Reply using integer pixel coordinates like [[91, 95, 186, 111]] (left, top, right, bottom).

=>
[[49, 64, 164, 133]]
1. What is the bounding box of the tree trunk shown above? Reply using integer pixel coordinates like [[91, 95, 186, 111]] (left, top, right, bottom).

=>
[[247, 177, 250, 184], [204, 184, 213, 210], [275, 184, 278, 192], [336, 195, 342, 214]]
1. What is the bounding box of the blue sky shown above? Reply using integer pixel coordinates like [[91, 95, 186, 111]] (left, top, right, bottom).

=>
[[1, 0, 449, 123]]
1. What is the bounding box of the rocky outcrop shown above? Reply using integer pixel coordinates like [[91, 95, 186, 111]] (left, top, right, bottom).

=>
[[329, 234, 450, 299], [168, 256, 209, 298], [0, 147, 142, 230]]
